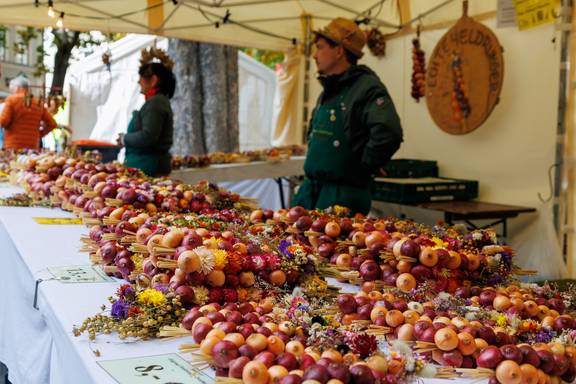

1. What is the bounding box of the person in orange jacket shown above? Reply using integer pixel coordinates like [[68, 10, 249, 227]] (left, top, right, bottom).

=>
[[0, 76, 57, 150]]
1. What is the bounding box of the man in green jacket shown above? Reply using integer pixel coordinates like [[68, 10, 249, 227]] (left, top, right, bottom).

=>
[[292, 17, 403, 215]]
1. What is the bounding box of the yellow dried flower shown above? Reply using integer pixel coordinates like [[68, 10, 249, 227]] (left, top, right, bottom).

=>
[[431, 237, 448, 250], [131, 253, 145, 274], [302, 276, 328, 294], [213, 249, 228, 270], [137, 289, 166, 306], [203, 237, 218, 249], [192, 286, 209, 305], [496, 314, 507, 328], [333, 205, 348, 215]]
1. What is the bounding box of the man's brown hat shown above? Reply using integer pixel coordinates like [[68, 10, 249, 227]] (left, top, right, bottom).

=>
[[314, 18, 366, 58]]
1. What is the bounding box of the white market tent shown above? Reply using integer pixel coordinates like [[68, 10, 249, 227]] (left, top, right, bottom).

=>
[[0, 0, 573, 276], [64, 33, 276, 151]]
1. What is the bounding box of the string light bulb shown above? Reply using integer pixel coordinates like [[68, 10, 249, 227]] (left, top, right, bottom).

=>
[[47, 0, 55, 17], [56, 12, 64, 28]]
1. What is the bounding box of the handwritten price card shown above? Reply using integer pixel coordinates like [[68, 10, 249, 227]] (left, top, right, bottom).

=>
[[48, 265, 114, 283], [98, 353, 213, 384]]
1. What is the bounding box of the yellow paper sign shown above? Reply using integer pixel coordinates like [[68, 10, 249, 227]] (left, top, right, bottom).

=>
[[33, 217, 83, 225], [514, 0, 559, 30]]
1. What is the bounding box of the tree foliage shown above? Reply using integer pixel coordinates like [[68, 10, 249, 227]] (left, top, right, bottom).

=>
[[240, 48, 284, 70], [49, 29, 124, 93], [1, 24, 123, 93]]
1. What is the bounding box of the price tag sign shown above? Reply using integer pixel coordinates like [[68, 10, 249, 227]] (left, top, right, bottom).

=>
[[98, 354, 213, 384], [33, 217, 83, 225], [48, 265, 114, 283], [514, 0, 558, 30]]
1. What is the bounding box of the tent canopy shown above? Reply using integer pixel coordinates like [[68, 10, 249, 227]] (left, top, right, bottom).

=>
[[0, 0, 496, 51]]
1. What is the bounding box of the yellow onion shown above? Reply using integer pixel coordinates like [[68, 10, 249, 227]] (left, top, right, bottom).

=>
[[177, 250, 201, 273], [396, 323, 414, 341], [161, 229, 184, 248], [199, 336, 220, 356], [242, 361, 269, 384], [268, 365, 288, 383], [434, 328, 458, 351], [495, 360, 522, 384], [366, 354, 388, 374], [457, 332, 476, 356], [285, 340, 304, 357]]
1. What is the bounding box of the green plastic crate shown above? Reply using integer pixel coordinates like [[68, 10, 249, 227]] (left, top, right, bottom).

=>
[[383, 159, 439, 178], [372, 177, 479, 203]]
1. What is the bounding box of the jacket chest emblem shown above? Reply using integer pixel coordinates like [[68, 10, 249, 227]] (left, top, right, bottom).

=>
[[329, 109, 336, 122]]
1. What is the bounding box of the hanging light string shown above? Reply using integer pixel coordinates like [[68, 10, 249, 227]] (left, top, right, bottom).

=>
[[36, 0, 170, 22], [56, 11, 64, 28], [31, 0, 460, 43], [47, 0, 55, 18]]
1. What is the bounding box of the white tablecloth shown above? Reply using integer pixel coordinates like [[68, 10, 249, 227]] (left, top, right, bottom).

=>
[[0, 185, 485, 384], [0, 186, 192, 384]]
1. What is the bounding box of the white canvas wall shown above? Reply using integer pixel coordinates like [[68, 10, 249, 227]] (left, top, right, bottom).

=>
[[238, 53, 276, 151]]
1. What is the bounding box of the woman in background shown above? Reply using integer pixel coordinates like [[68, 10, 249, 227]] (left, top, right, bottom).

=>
[[118, 59, 176, 177]]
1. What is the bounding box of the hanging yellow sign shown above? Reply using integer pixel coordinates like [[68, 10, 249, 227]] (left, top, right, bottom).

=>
[[514, 0, 559, 30]]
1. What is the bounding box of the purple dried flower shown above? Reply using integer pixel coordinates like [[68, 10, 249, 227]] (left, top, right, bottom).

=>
[[534, 330, 556, 343], [279, 239, 292, 258], [110, 299, 129, 319], [153, 284, 169, 294]]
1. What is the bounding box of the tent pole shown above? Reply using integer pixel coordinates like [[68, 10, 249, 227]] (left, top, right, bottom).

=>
[[398, 0, 411, 25], [570, 3, 576, 278], [561, 1, 576, 276], [147, 0, 165, 34], [554, 0, 573, 263], [301, 14, 312, 144]]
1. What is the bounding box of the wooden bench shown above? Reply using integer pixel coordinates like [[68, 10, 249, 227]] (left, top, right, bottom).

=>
[[413, 201, 536, 237]]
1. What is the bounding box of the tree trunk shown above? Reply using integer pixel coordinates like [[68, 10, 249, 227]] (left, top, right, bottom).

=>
[[168, 39, 206, 156], [50, 30, 80, 94], [199, 44, 238, 153], [168, 38, 238, 155]]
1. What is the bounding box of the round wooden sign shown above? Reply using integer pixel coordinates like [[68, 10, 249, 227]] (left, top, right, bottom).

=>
[[426, 13, 504, 135]]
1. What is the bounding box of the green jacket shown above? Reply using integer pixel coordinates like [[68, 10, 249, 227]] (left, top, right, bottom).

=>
[[309, 65, 403, 176], [124, 94, 173, 155], [124, 94, 173, 176]]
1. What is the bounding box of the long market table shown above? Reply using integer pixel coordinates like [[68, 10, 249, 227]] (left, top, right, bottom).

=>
[[170, 156, 305, 208], [414, 200, 536, 237], [0, 184, 485, 384]]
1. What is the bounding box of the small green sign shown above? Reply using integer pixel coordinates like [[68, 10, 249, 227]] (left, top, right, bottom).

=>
[[97, 354, 213, 384], [48, 265, 114, 283]]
